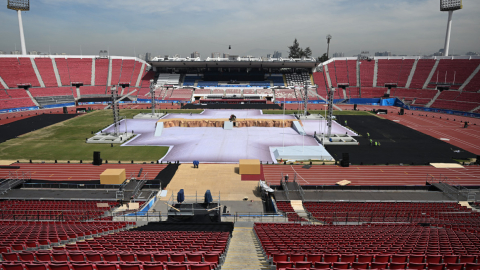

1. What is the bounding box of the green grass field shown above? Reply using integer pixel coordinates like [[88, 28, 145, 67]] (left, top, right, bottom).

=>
[[0, 109, 200, 162], [0, 108, 369, 162]]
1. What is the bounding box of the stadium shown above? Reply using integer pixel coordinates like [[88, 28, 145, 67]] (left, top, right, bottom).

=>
[[1, 0, 480, 269]]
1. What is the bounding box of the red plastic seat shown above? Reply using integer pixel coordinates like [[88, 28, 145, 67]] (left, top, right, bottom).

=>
[[71, 264, 94, 270], [466, 263, 480, 270], [333, 262, 350, 269], [85, 254, 102, 262], [189, 264, 211, 270], [371, 262, 388, 269], [36, 254, 52, 262], [272, 254, 288, 264], [352, 262, 369, 269], [446, 263, 464, 270], [119, 265, 141, 270], [96, 264, 117, 270], [102, 254, 119, 262], [169, 254, 185, 263], [136, 253, 152, 262], [460, 256, 477, 264], [68, 254, 85, 263], [289, 254, 305, 263], [295, 261, 312, 268], [409, 255, 425, 263], [358, 255, 373, 263], [19, 253, 36, 262], [409, 262, 427, 269], [203, 253, 219, 266], [276, 261, 293, 270], [324, 254, 340, 263], [119, 254, 136, 262], [391, 255, 408, 263], [142, 264, 164, 270], [165, 265, 187, 270], [444, 255, 459, 264], [2, 253, 19, 261], [52, 253, 69, 262], [374, 255, 390, 263], [48, 263, 71, 270], [340, 254, 356, 263], [185, 253, 203, 263], [307, 254, 322, 263], [152, 254, 169, 263], [1, 263, 24, 270], [426, 256, 443, 264], [428, 263, 446, 270], [314, 262, 332, 268], [25, 264, 48, 270]]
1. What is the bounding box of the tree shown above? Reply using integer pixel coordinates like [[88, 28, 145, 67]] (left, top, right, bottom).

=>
[[303, 47, 312, 58], [318, 53, 328, 62], [288, 39, 303, 58]]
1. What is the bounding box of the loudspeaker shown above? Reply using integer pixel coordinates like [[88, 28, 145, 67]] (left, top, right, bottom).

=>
[[341, 153, 350, 167], [63, 106, 68, 114], [93, 151, 102, 166], [476, 155, 480, 165], [400, 108, 405, 115], [353, 104, 357, 110]]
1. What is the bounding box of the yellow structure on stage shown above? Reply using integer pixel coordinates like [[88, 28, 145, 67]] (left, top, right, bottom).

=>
[[100, 169, 126, 185], [239, 159, 260, 175]]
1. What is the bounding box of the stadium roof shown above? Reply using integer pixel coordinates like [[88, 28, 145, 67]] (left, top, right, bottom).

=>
[[148, 57, 320, 69]]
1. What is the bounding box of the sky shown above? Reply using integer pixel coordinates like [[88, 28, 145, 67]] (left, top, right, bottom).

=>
[[0, 0, 479, 58]]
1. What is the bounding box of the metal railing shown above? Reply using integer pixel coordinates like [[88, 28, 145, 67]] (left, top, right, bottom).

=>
[[428, 174, 477, 201]]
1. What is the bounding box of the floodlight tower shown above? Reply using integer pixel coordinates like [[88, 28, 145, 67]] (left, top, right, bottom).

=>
[[7, 0, 29, 56], [326, 35, 332, 59], [440, 0, 463, 56]]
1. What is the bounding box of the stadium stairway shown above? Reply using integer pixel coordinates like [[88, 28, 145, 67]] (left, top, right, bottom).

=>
[[423, 59, 440, 89], [290, 200, 309, 221], [91, 58, 96, 85], [460, 62, 480, 92], [222, 226, 269, 270], [426, 90, 441, 108], [373, 59, 379, 87], [25, 89, 40, 107], [0, 75, 8, 89], [405, 58, 419, 88], [471, 104, 480, 113], [51, 58, 62, 87], [30, 58, 45, 88]]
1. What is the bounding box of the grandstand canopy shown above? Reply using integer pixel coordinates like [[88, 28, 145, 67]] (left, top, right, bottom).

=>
[[148, 60, 320, 69]]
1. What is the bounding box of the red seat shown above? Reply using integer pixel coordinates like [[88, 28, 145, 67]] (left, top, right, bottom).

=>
[[186, 253, 203, 263], [19, 253, 36, 262], [68, 254, 85, 263], [340, 254, 356, 263], [409, 255, 425, 263], [136, 253, 152, 262], [71, 264, 94, 270], [324, 254, 340, 263], [371, 262, 388, 269], [36, 254, 52, 262], [295, 261, 312, 268], [352, 262, 369, 269], [142, 264, 164, 270], [165, 265, 187, 270], [52, 253, 69, 262], [428, 263, 446, 270], [272, 254, 288, 264], [25, 264, 47, 270], [203, 253, 219, 266], [460, 256, 477, 264], [2, 253, 19, 261], [358, 255, 373, 263], [96, 265, 117, 270], [446, 263, 464, 270], [314, 262, 332, 268], [444, 255, 459, 264], [1, 263, 24, 270], [119, 265, 141, 270], [289, 254, 305, 263], [169, 254, 185, 263], [47, 263, 71, 270], [152, 254, 169, 263], [102, 254, 119, 262], [85, 254, 102, 262], [374, 255, 390, 263], [390, 262, 407, 269], [409, 263, 427, 269], [307, 254, 322, 263], [391, 255, 408, 263], [426, 256, 443, 264], [189, 264, 211, 270], [333, 262, 350, 269], [466, 263, 480, 270], [276, 261, 293, 270], [119, 254, 136, 262]]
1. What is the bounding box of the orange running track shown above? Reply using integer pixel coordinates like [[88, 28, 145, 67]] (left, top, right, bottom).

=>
[[263, 165, 480, 186], [0, 163, 167, 182]]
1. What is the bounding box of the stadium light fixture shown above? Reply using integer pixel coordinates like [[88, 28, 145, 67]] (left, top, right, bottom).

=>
[[440, 0, 462, 56], [326, 35, 332, 59], [7, 0, 29, 56]]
